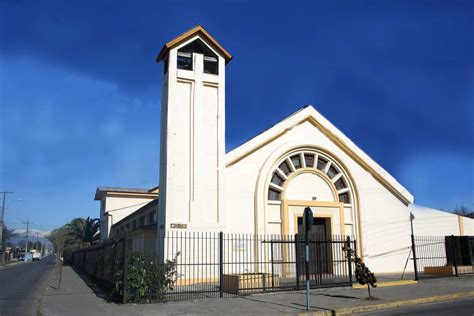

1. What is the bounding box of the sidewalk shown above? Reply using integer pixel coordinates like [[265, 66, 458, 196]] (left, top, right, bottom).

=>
[[0, 259, 21, 270], [39, 265, 474, 316]]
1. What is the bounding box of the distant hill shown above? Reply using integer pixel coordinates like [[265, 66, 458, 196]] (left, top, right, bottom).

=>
[[7, 229, 52, 247]]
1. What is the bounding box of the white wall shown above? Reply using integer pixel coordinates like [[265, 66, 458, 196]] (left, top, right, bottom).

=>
[[224, 109, 474, 273], [101, 195, 155, 240], [159, 34, 226, 234], [410, 205, 474, 237], [225, 119, 413, 272], [464, 217, 474, 235]]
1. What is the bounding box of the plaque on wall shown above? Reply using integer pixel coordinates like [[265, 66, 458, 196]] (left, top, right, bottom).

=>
[[170, 223, 187, 229]]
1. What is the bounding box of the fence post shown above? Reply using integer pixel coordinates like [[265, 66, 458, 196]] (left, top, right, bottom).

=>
[[122, 232, 128, 304], [451, 235, 458, 277], [411, 234, 418, 281], [270, 240, 274, 288], [295, 234, 300, 290], [346, 236, 353, 287], [219, 231, 224, 298], [82, 250, 86, 271]]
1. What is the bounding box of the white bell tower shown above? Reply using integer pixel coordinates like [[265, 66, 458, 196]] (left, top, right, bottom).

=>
[[156, 26, 232, 234]]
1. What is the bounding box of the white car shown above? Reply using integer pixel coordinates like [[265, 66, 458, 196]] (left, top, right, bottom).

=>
[[32, 252, 42, 261]]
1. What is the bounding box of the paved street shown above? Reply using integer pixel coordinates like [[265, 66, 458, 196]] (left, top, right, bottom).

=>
[[38, 265, 474, 316], [358, 297, 474, 315], [0, 256, 55, 316]]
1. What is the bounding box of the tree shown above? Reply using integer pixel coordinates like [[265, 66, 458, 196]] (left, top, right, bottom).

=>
[[67, 217, 100, 248], [343, 242, 377, 299], [1, 226, 16, 247], [452, 205, 474, 219], [47, 227, 68, 260], [83, 217, 100, 246]]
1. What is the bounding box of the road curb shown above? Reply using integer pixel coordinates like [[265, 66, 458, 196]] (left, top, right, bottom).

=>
[[351, 280, 417, 289], [0, 261, 21, 270], [305, 290, 474, 315]]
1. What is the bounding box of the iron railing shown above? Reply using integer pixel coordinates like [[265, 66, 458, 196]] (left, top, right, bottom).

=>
[[411, 235, 473, 280], [73, 232, 356, 303]]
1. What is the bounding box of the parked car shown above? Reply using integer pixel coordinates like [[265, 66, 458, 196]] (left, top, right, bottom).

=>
[[32, 252, 42, 261], [23, 253, 33, 262]]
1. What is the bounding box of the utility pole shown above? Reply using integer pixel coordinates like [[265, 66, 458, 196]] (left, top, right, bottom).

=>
[[0, 191, 14, 266], [409, 212, 418, 281], [23, 220, 32, 254], [35, 232, 40, 251]]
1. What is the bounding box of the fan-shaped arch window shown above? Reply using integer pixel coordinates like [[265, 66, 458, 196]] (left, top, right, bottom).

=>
[[267, 150, 352, 205]]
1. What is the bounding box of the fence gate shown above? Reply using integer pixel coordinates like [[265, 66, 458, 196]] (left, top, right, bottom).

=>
[[270, 234, 355, 289]]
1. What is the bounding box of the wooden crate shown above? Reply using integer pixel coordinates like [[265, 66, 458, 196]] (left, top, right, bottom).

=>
[[222, 273, 280, 293], [424, 265, 473, 276]]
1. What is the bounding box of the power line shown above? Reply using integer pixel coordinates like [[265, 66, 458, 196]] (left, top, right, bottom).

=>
[[105, 201, 150, 213]]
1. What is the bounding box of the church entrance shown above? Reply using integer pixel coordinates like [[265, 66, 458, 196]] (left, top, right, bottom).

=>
[[296, 216, 332, 277], [297, 216, 330, 238]]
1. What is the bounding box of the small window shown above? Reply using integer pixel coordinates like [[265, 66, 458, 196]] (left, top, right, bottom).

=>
[[271, 172, 284, 187], [164, 57, 168, 75], [125, 223, 130, 231], [268, 188, 281, 201], [278, 161, 291, 176], [334, 177, 347, 190], [131, 220, 137, 230], [327, 165, 338, 179], [339, 192, 351, 204], [139, 216, 145, 227], [177, 52, 193, 71], [204, 56, 218, 75], [177, 39, 218, 74], [148, 212, 155, 224], [304, 154, 315, 168], [317, 157, 328, 171], [290, 155, 302, 169]]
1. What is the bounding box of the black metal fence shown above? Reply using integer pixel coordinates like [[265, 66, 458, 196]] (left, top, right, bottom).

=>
[[72, 232, 356, 303], [162, 232, 355, 301], [411, 235, 474, 280], [72, 237, 125, 289]]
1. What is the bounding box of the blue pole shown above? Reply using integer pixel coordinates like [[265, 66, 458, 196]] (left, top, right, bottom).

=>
[[305, 244, 310, 311]]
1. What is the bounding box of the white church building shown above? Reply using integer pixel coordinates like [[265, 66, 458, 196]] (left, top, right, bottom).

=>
[[97, 26, 473, 273]]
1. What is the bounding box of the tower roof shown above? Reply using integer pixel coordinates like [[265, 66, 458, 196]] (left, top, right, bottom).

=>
[[156, 25, 233, 64]]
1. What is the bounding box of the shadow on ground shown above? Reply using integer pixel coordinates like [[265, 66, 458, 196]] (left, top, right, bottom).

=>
[[64, 265, 120, 304]]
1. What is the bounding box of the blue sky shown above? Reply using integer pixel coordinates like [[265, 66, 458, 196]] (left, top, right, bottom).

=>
[[0, 0, 472, 233]]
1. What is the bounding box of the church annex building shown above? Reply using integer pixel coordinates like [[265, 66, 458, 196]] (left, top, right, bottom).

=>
[[95, 26, 473, 274]]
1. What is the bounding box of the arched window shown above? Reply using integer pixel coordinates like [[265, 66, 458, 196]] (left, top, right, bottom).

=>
[[267, 150, 353, 205]]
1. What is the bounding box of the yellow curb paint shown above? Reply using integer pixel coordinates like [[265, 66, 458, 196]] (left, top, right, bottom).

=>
[[308, 291, 474, 316], [351, 280, 417, 289]]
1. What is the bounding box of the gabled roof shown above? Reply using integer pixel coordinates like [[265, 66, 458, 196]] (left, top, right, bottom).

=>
[[94, 186, 159, 200], [225, 105, 414, 205], [409, 204, 472, 219], [156, 25, 232, 64]]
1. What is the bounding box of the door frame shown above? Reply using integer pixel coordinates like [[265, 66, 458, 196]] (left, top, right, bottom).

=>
[[281, 200, 345, 237], [295, 216, 332, 239]]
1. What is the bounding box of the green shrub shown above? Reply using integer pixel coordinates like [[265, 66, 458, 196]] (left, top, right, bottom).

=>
[[114, 252, 180, 303], [343, 242, 377, 298]]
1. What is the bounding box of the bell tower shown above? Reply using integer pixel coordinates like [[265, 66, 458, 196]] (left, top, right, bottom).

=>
[[156, 26, 232, 234]]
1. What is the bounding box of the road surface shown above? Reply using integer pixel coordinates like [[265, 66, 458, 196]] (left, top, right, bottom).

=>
[[0, 256, 55, 316], [358, 297, 474, 315]]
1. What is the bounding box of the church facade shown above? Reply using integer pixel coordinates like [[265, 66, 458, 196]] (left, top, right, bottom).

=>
[[100, 26, 473, 273]]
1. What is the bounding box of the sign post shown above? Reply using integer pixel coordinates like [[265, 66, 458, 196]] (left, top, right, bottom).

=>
[[303, 207, 313, 311]]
